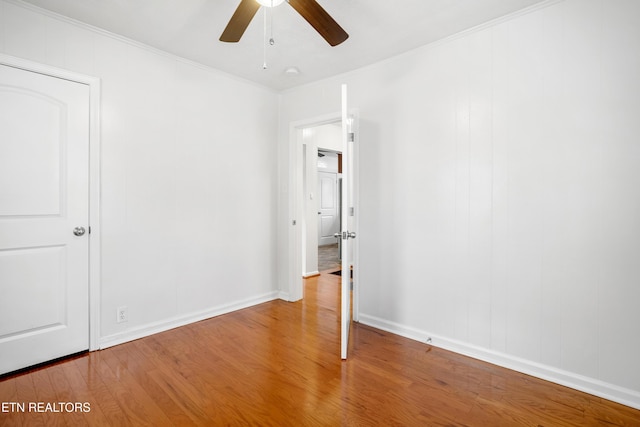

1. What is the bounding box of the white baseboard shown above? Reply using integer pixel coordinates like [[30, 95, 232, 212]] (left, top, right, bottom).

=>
[[358, 313, 640, 411], [278, 290, 290, 301], [99, 291, 280, 350], [302, 271, 320, 278]]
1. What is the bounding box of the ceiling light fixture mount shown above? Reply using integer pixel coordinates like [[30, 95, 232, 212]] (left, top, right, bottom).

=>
[[284, 66, 300, 75]]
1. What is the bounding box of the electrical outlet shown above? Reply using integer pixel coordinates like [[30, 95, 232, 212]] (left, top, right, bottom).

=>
[[117, 306, 128, 323]]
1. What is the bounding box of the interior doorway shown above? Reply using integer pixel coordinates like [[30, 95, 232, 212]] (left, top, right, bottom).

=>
[[0, 54, 102, 373], [317, 149, 341, 272], [289, 85, 357, 358], [299, 121, 343, 278]]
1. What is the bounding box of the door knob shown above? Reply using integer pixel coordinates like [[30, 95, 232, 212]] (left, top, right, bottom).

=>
[[73, 226, 86, 236], [335, 231, 356, 240]]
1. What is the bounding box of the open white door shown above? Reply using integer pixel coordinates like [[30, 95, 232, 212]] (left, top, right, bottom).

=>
[[340, 84, 355, 359], [0, 63, 90, 374]]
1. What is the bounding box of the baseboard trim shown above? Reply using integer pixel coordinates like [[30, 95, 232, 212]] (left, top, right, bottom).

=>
[[278, 291, 290, 301], [303, 271, 320, 278], [100, 291, 280, 350], [358, 313, 640, 411]]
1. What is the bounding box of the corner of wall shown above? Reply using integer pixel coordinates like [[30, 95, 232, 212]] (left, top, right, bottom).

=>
[[100, 291, 280, 350], [358, 313, 640, 411]]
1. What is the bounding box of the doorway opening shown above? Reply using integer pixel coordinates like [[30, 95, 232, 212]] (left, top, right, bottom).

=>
[[288, 107, 358, 315], [317, 148, 341, 273], [288, 86, 358, 359], [300, 122, 343, 279], [289, 112, 340, 302], [0, 54, 102, 374]]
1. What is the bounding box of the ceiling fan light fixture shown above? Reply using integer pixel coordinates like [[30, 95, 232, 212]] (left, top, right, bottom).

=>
[[256, 0, 285, 7]]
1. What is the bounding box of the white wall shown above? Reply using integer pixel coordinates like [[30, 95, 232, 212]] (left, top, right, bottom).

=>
[[0, 0, 279, 346], [316, 123, 342, 153], [318, 152, 339, 173], [302, 132, 318, 277], [279, 0, 640, 408]]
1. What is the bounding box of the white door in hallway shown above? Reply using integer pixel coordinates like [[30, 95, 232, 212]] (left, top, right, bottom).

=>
[[0, 63, 90, 374], [317, 171, 339, 246], [340, 84, 356, 360]]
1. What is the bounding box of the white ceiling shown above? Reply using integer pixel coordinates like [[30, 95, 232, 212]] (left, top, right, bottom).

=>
[[21, 0, 548, 91]]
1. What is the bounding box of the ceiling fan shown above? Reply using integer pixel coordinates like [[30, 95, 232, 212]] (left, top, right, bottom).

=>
[[220, 0, 349, 47]]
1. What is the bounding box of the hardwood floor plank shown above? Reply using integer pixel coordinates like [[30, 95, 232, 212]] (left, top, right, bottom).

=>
[[112, 344, 202, 426], [57, 360, 111, 427], [36, 366, 70, 427], [98, 348, 174, 426], [134, 338, 234, 425], [0, 378, 20, 427], [73, 355, 131, 426], [585, 397, 640, 426], [1, 271, 640, 425], [13, 374, 47, 426]]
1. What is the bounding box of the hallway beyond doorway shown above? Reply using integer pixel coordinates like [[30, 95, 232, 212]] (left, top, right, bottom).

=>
[[318, 243, 340, 272]]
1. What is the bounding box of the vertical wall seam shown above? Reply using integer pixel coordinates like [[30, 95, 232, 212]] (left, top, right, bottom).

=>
[[0, 1, 4, 52], [595, 0, 604, 383], [538, 8, 545, 365], [466, 36, 471, 343], [559, 0, 566, 374], [489, 25, 495, 352], [504, 20, 511, 355]]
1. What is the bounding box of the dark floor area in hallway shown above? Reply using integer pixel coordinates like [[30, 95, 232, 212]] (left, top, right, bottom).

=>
[[318, 243, 340, 272]]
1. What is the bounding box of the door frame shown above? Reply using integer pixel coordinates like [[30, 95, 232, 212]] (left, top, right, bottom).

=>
[[289, 113, 340, 301], [287, 109, 359, 322], [0, 53, 102, 352]]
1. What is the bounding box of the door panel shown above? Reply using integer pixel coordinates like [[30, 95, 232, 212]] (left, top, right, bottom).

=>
[[318, 171, 339, 246], [0, 246, 66, 337], [340, 84, 354, 359], [0, 88, 63, 216], [0, 64, 90, 374]]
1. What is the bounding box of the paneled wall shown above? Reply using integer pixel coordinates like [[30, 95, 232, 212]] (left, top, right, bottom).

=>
[[0, 0, 279, 346], [279, 0, 640, 408]]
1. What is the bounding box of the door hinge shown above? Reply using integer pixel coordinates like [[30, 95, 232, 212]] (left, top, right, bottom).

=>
[[348, 132, 355, 142]]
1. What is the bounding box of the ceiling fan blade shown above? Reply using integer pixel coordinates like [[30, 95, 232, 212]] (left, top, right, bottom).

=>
[[220, 0, 261, 42], [288, 0, 349, 46]]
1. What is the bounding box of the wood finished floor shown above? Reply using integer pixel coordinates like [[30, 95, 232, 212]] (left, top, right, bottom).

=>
[[1, 273, 640, 426]]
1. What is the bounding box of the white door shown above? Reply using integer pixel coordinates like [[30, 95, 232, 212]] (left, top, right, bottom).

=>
[[340, 84, 356, 359], [317, 171, 339, 246], [0, 63, 90, 375]]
